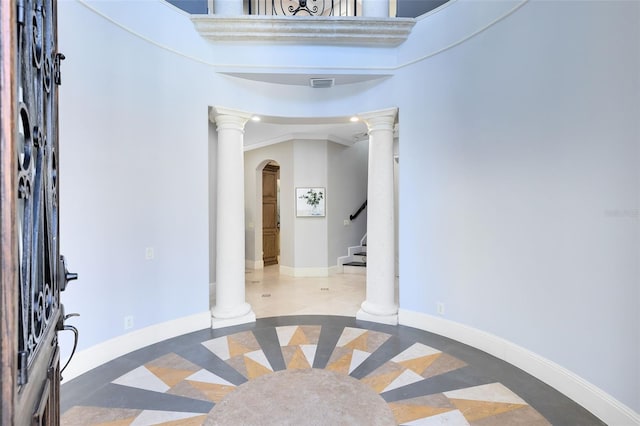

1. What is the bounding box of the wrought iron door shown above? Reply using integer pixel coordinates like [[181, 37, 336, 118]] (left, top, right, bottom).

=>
[[1, 0, 76, 424]]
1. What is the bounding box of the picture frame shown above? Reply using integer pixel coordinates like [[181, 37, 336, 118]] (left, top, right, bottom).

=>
[[296, 187, 325, 217]]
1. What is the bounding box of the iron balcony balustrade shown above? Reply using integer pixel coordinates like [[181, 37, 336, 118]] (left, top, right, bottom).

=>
[[247, 0, 361, 16]]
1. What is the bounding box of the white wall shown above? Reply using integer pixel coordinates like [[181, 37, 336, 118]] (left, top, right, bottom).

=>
[[327, 140, 369, 262], [397, 0, 639, 413], [293, 140, 329, 269], [244, 139, 368, 273], [58, 0, 212, 352]]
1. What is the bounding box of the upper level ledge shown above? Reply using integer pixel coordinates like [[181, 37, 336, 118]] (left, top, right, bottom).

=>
[[190, 15, 416, 46]]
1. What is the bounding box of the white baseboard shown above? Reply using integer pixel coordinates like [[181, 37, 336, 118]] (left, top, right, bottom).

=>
[[357, 308, 398, 325], [398, 309, 640, 426], [343, 265, 366, 275], [328, 265, 340, 275], [279, 265, 332, 277], [245, 259, 264, 270], [62, 311, 211, 383]]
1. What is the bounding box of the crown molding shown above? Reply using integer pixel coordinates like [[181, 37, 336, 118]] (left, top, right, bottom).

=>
[[191, 15, 415, 46]]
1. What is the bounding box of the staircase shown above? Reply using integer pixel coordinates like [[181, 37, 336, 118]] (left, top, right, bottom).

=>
[[338, 235, 367, 275]]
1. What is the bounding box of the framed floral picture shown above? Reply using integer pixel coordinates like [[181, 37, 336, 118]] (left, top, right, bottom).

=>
[[296, 187, 325, 217]]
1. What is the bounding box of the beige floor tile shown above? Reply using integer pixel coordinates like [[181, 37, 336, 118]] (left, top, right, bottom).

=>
[[210, 264, 400, 318], [245, 265, 367, 318]]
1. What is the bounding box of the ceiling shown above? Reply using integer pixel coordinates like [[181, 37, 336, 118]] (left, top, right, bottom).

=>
[[243, 114, 369, 150]]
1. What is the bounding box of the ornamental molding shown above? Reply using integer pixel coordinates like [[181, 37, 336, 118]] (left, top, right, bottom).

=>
[[190, 15, 416, 46]]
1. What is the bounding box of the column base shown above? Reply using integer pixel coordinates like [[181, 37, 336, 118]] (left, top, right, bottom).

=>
[[211, 302, 256, 329], [356, 308, 398, 326], [211, 310, 256, 329]]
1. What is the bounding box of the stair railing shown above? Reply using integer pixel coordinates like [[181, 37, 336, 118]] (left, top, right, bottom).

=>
[[350, 200, 367, 221]]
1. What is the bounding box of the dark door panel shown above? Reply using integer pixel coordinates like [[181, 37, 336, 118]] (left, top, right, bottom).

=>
[[1, 0, 76, 424]]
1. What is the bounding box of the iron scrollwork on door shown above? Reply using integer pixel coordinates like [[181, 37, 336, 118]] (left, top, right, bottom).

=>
[[16, 0, 75, 385]]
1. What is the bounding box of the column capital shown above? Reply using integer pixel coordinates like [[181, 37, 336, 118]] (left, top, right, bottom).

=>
[[358, 107, 398, 132], [210, 106, 253, 132]]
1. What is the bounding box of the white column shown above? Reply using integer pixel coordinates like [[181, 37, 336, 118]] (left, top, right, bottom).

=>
[[357, 108, 398, 325], [210, 107, 256, 329], [212, 0, 244, 15], [362, 0, 390, 17]]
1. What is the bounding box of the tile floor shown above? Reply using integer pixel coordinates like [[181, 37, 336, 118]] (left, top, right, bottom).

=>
[[61, 268, 604, 425], [241, 265, 368, 318]]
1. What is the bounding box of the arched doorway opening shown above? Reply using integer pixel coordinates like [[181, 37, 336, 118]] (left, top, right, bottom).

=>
[[209, 107, 399, 326]]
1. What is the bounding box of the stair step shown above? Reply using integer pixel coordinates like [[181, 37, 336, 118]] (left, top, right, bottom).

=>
[[343, 261, 366, 267]]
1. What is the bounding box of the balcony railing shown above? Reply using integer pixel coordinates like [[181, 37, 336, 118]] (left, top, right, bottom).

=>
[[248, 0, 362, 16]]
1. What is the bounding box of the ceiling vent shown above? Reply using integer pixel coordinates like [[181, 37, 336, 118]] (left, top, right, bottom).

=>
[[309, 78, 335, 89]]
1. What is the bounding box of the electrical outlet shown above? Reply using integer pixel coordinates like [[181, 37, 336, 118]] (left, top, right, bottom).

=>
[[124, 315, 134, 330], [145, 247, 154, 260], [437, 302, 445, 316]]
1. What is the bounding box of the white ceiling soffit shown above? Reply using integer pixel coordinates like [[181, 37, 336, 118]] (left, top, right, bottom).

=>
[[220, 72, 391, 86], [244, 132, 357, 151], [243, 119, 368, 150]]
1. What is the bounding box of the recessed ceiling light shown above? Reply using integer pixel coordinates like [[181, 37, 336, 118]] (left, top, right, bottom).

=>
[[251, 115, 261, 122]]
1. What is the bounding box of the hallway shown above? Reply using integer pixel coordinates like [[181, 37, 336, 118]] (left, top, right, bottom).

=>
[[60, 271, 603, 425]]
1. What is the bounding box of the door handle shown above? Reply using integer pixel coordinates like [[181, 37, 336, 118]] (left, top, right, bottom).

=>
[[58, 254, 79, 378], [57, 305, 79, 379]]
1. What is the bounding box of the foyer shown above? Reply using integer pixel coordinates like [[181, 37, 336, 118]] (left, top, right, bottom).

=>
[[54, 0, 639, 424]]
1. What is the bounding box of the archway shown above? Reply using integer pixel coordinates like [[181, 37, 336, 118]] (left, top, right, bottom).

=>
[[262, 162, 280, 266], [209, 108, 399, 326]]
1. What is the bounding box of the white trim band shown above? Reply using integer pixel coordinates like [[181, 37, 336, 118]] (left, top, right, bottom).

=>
[[62, 311, 211, 383], [191, 15, 416, 46]]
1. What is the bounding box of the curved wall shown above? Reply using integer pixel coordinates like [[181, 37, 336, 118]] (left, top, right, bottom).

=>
[[58, 0, 213, 350], [58, 0, 638, 420], [395, 0, 638, 417]]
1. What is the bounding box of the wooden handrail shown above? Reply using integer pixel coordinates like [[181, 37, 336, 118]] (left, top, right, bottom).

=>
[[350, 200, 367, 221]]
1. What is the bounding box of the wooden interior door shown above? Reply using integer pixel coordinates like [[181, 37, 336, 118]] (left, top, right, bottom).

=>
[[262, 164, 279, 266], [1, 0, 76, 424]]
